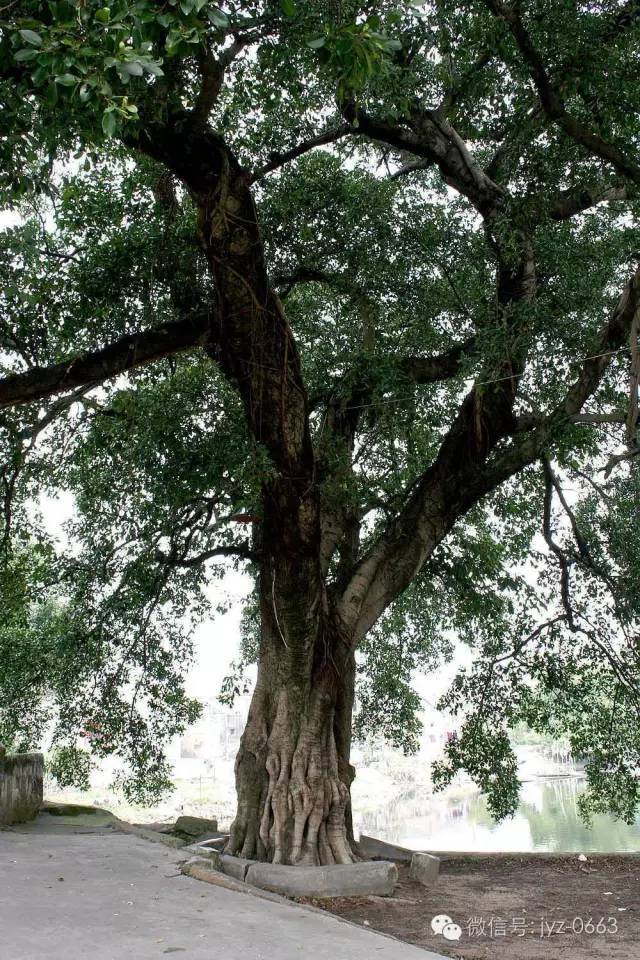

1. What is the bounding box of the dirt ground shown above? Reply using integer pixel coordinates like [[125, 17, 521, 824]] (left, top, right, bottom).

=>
[[301, 855, 640, 960]]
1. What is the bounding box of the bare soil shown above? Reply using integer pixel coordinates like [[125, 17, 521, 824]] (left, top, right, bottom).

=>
[[299, 855, 640, 959]]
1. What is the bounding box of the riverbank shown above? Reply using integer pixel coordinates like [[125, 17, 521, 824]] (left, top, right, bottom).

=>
[[302, 854, 640, 959]]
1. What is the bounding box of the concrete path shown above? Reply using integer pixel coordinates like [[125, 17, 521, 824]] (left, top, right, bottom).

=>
[[0, 812, 446, 960]]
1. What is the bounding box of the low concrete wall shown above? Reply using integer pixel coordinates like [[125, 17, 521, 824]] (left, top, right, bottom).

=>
[[0, 746, 43, 826]]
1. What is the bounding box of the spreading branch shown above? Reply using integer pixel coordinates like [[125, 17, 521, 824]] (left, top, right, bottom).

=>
[[192, 29, 266, 126], [547, 183, 630, 222], [250, 125, 352, 182], [310, 338, 476, 414], [560, 270, 639, 420], [626, 304, 640, 447], [542, 459, 640, 700], [544, 458, 614, 589], [600, 0, 640, 41], [343, 101, 504, 216], [0, 313, 212, 410], [340, 266, 639, 641], [482, 0, 640, 184], [572, 412, 627, 425], [438, 48, 495, 116], [389, 159, 433, 180], [479, 266, 640, 490], [272, 266, 343, 298], [157, 542, 257, 566], [137, 111, 318, 557], [400, 338, 476, 384]]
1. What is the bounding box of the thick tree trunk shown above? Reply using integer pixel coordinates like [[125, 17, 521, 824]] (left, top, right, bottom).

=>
[[141, 115, 359, 866], [227, 560, 356, 865]]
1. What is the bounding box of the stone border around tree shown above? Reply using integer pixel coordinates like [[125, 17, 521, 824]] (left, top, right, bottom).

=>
[[356, 835, 441, 887], [356, 834, 415, 864], [180, 832, 445, 896], [181, 849, 399, 898]]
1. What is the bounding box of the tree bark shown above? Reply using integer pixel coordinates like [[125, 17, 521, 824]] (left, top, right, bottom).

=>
[[227, 555, 356, 865], [135, 114, 360, 866]]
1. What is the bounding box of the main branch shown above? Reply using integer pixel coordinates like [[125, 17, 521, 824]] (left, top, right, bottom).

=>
[[482, 0, 640, 184], [0, 312, 211, 410]]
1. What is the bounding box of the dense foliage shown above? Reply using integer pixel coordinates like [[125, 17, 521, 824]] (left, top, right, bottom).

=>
[[0, 0, 638, 822]]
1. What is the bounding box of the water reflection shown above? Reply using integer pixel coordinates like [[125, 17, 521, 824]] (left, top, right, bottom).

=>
[[355, 777, 640, 853]]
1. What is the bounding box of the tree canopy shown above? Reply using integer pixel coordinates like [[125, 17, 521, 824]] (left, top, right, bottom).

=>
[[0, 0, 639, 835]]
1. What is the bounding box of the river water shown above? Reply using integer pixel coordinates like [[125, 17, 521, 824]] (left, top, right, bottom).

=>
[[355, 776, 640, 853]]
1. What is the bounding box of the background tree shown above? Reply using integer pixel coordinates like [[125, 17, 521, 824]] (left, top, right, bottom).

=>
[[0, 0, 639, 863]]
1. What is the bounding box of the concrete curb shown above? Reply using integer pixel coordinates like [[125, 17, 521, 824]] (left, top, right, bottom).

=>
[[184, 844, 400, 900], [174, 814, 218, 837], [183, 842, 221, 863], [356, 835, 414, 864], [246, 860, 398, 898], [40, 802, 190, 849], [183, 849, 398, 899], [219, 853, 256, 881], [40, 804, 230, 852], [408, 852, 440, 886], [112, 818, 189, 849], [356, 835, 441, 886], [181, 857, 284, 902]]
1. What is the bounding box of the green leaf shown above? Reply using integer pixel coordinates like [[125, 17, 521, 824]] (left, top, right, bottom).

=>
[[54, 73, 78, 86], [143, 61, 164, 77], [101, 109, 117, 137], [19, 29, 43, 46], [307, 36, 326, 49], [119, 61, 144, 76], [95, 7, 111, 23], [206, 6, 229, 27], [30, 65, 49, 84], [14, 48, 39, 62], [280, 0, 297, 16]]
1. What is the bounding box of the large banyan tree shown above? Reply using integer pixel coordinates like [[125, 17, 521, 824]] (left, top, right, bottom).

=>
[[0, 0, 639, 864]]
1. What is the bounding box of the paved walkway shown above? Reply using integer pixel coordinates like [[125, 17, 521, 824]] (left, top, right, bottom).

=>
[[0, 811, 445, 960]]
